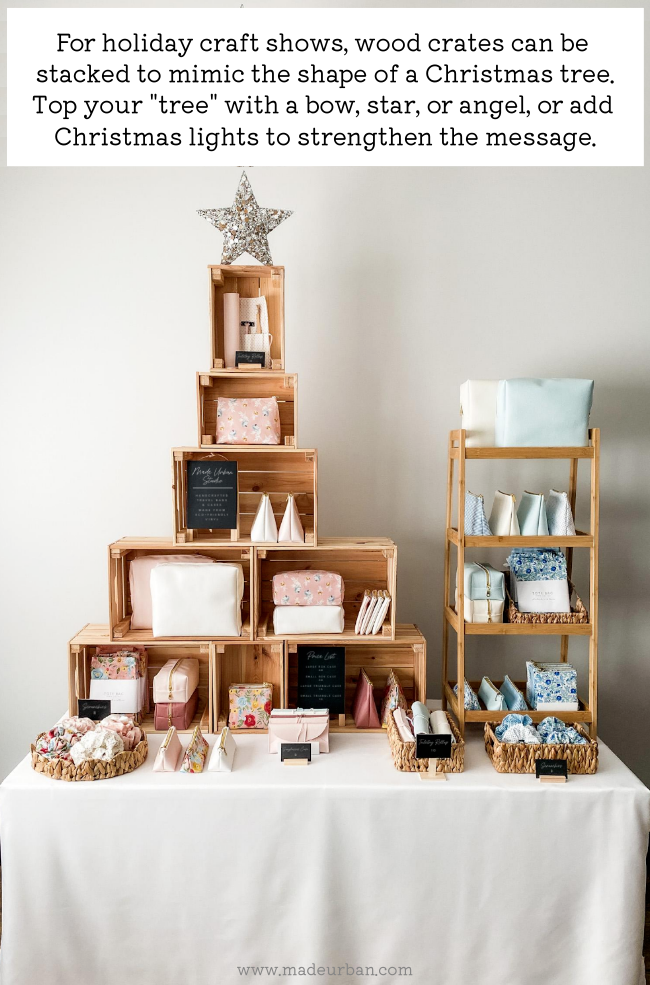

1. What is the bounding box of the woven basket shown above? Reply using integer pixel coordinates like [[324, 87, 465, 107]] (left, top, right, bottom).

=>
[[507, 582, 588, 625], [31, 735, 148, 782], [387, 709, 464, 773], [484, 723, 597, 774]]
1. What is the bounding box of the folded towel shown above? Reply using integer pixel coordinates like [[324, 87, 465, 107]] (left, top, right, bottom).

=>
[[429, 710, 456, 743], [411, 701, 430, 735]]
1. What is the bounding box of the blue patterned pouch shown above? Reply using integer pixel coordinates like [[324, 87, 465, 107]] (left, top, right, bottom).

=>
[[464, 492, 492, 536]]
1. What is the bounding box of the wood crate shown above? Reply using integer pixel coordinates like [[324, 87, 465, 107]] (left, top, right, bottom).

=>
[[286, 625, 425, 732], [197, 371, 298, 448], [209, 265, 285, 371], [172, 448, 317, 546], [69, 625, 214, 733], [108, 538, 254, 641], [213, 642, 285, 733], [255, 537, 397, 641]]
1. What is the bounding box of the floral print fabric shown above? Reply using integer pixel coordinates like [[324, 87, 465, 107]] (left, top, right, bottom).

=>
[[526, 661, 578, 708], [228, 684, 273, 729], [180, 728, 209, 773], [506, 549, 567, 582], [272, 570, 344, 606], [216, 397, 281, 445], [380, 670, 407, 728], [91, 646, 146, 681]]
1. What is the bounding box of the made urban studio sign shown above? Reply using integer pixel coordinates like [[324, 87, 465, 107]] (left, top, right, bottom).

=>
[[186, 460, 238, 529]]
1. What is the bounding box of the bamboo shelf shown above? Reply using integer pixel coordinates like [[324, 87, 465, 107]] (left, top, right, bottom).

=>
[[209, 264, 285, 371], [172, 447, 317, 546], [197, 371, 298, 448], [441, 428, 600, 738]]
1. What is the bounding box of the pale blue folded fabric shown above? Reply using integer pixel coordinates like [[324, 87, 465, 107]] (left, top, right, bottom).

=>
[[500, 676, 528, 711], [537, 716, 588, 744], [411, 701, 431, 735], [478, 677, 507, 712], [495, 378, 594, 447], [517, 492, 549, 536], [495, 714, 533, 740]]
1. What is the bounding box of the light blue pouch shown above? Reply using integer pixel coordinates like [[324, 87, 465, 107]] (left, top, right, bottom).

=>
[[499, 675, 528, 711], [411, 701, 430, 735], [517, 492, 549, 536], [495, 378, 594, 447], [478, 677, 507, 712], [463, 563, 505, 601], [464, 491, 492, 536]]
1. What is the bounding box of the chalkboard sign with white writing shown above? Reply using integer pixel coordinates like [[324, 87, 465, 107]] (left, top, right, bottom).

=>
[[535, 758, 568, 779], [187, 460, 238, 530], [296, 646, 346, 716], [416, 733, 453, 761], [281, 742, 312, 762], [78, 699, 111, 721], [235, 350, 265, 368]]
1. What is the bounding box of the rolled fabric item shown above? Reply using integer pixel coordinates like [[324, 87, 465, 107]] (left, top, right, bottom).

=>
[[393, 708, 415, 743], [430, 710, 456, 743], [60, 717, 97, 736], [100, 714, 143, 751], [35, 726, 84, 761], [69, 728, 124, 765], [223, 293, 240, 368], [411, 701, 431, 735]]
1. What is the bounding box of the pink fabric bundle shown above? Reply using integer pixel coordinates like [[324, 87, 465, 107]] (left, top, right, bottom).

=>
[[60, 717, 97, 736], [35, 726, 84, 761], [101, 714, 143, 751]]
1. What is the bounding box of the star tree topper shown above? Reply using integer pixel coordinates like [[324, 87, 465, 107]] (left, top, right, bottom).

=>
[[197, 171, 293, 265]]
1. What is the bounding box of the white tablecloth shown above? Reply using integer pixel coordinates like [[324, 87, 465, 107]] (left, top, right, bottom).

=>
[[1, 733, 648, 985]]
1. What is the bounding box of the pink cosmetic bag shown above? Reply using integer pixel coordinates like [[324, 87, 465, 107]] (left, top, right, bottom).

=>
[[129, 555, 214, 630], [153, 691, 199, 731], [272, 570, 344, 606], [268, 709, 330, 753], [216, 397, 281, 445]]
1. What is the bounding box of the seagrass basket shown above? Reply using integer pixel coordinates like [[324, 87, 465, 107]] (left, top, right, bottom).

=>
[[387, 709, 464, 773], [507, 582, 588, 625], [484, 723, 597, 774], [31, 735, 148, 781]]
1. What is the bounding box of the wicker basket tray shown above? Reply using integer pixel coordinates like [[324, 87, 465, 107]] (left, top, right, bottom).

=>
[[507, 581, 588, 625], [387, 709, 464, 773], [31, 735, 148, 781], [484, 723, 597, 774]]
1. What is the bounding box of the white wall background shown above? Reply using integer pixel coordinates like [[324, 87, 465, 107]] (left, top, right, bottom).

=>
[[1, 0, 649, 784]]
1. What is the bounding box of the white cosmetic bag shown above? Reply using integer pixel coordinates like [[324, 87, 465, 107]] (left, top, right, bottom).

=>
[[208, 727, 237, 772], [461, 597, 505, 624], [273, 605, 345, 635], [460, 380, 499, 447], [489, 491, 520, 536], [151, 563, 244, 637]]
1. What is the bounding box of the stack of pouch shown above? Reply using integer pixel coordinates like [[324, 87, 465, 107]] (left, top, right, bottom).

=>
[[272, 570, 345, 634], [459, 562, 505, 624], [526, 661, 578, 711], [153, 657, 200, 730], [507, 549, 570, 614]]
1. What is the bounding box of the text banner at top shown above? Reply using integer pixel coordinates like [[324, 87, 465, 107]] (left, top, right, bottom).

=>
[[6, 7, 644, 166]]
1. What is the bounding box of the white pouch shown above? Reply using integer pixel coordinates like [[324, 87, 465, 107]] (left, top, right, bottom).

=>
[[129, 554, 215, 630], [460, 380, 499, 447], [370, 593, 391, 635], [153, 727, 183, 772], [489, 491, 520, 536], [208, 727, 237, 772], [273, 605, 345, 635], [278, 494, 305, 544], [547, 489, 576, 536], [251, 493, 278, 543], [151, 563, 244, 637], [462, 597, 505, 624]]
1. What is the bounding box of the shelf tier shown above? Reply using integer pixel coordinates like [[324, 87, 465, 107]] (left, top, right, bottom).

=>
[[447, 528, 593, 549], [445, 606, 592, 636], [449, 444, 595, 461], [215, 714, 385, 735], [444, 682, 593, 724]]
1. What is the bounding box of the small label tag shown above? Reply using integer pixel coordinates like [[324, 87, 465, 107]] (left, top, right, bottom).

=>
[[536, 758, 568, 780], [415, 733, 452, 761], [235, 350, 265, 368], [280, 742, 312, 762], [78, 699, 111, 721]]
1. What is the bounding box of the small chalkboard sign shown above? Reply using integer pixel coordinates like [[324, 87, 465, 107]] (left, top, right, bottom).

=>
[[297, 646, 345, 716], [187, 460, 238, 530], [281, 742, 312, 763], [416, 733, 452, 761], [235, 350, 265, 368], [79, 699, 111, 721], [536, 758, 568, 780]]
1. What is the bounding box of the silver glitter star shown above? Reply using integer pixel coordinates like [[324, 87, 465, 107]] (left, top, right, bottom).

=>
[[197, 171, 292, 265]]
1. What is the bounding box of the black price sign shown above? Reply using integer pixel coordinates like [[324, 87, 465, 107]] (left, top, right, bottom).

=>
[[297, 646, 346, 716], [235, 350, 265, 368], [281, 742, 312, 762], [416, 733, 452, 761], [186, 460, 238, 530], [536, 758, 568, 779], [78, 699, 111, 721]]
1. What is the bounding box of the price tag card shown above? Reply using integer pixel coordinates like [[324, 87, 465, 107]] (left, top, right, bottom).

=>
[[536, 758, 568, 782], [78, 699, 111, 721], [415, 733, 452, 761]]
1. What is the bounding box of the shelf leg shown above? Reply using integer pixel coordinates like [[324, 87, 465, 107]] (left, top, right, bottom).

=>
[[589, 430, 600, 739], [457, 430, 467, 738], [441, 432, 454, 712]]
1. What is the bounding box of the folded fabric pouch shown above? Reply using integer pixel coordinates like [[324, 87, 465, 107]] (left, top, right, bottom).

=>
[[393, 708, 415, 743], [380, 670, 408, 728], [489, 490, 520, 537], [352, 669, 381, 728], [499, 676, 528, 711], [517, 492, 549, 536], [278, 494, 305, 544], [454, 679, 480, 711], [154, 690, 199, 731], [180, 726, 209, 774], [273, 606, 345, 635], [91, 646, 146, 681], [429, 709, 456, 743], [208, 727, 238, 771], [129, 554, 214, 630], [460, 379, 499, 447], [507, 549, 570, 613], [150, 562, 244, 637], [268, 708, 330, 753], [495, 378, 594, 447], [411, 701, 431, 735], [537, 716, 588, 745], [272, 570, 344, 606], [546, 489, 576, 537], [216, 396, 281, 445], [526, 662, 579, 711], [251, 492, 278, 543], [228, 683, 272, 729], [153, 726, 183, 772], [153, 657, 200, 705], [464, 491, 492, 536], [478, 677, 507, 712]]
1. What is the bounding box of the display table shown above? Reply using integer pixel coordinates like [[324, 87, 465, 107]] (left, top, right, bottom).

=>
[[1, 732, 648, 985]]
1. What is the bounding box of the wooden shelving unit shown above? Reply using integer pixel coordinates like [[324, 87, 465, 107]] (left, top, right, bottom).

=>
[[441, 428, 600, 738]]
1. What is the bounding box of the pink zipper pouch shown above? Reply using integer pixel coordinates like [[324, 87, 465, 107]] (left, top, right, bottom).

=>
[[216, 397, 281, 444], [272, 570, 344, 606]]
